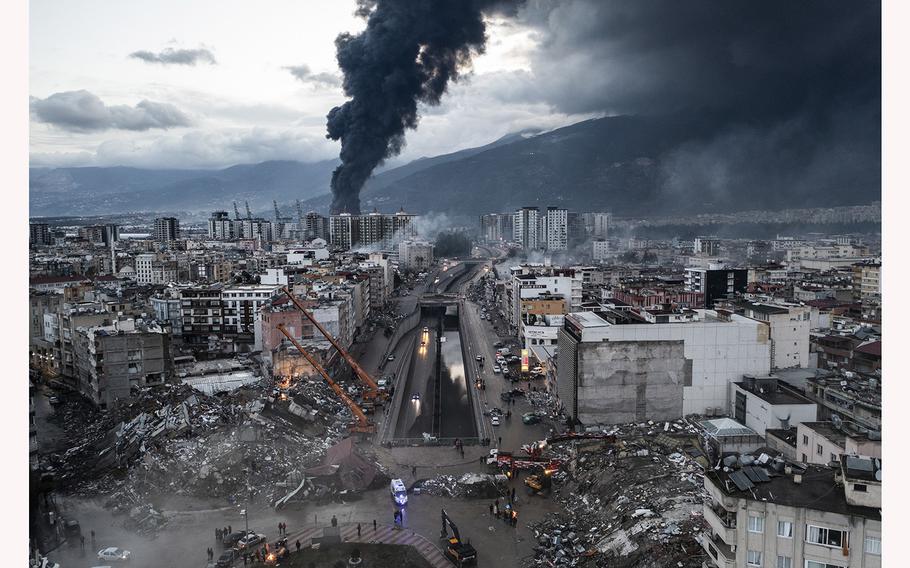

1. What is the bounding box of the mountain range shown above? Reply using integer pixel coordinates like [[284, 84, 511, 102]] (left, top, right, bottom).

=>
[[29, 114, 880, 218]]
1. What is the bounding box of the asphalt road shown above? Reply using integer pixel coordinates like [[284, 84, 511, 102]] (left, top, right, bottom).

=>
[[394, 314, 439, 439]]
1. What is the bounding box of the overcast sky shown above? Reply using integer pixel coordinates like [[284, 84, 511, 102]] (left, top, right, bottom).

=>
[[29, 0, 581, 169], [30, 0, 879, 173]]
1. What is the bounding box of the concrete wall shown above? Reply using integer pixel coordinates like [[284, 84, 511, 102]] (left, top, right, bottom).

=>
[[576, 340, 689, 424]]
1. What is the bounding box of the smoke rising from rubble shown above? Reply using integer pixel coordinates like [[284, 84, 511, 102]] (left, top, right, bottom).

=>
[[326, 0, 524, 215]]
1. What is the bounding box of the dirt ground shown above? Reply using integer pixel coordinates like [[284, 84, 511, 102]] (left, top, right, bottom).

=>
[[283, 543, 432, 568]]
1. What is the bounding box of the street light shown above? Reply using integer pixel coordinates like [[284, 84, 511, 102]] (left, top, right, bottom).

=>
[[240, 508, 249, 533]]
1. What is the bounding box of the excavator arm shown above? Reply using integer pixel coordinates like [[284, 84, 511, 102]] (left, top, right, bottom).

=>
[[281, 287, 383, 399], [276, 323, 374, 433]]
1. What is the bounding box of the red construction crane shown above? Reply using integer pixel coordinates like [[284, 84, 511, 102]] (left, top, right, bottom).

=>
[[281, 287, 385, 402], [276, 323, 374, 433]]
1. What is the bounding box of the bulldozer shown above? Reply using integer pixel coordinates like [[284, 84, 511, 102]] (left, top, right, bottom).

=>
[[440, 509, 477, 566]]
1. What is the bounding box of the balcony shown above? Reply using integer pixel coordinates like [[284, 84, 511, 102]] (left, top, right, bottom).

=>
[[698, 532, 735, 568], [703, 501, 737, 544]]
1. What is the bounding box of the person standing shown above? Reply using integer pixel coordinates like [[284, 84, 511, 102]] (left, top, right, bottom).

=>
[[90, 529, 96, 548], [80, 535, 85, 550], [489, 503, 494, 516], [331, 515, 338, 528], [373, 519, 377, 531], [295, 540, 301, 553], [357, 523, 361, 538]]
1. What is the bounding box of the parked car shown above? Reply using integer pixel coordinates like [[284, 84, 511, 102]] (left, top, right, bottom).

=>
[[236, 532, 266, 551], [97, 547, 131, 562], [222, 531, 246, 547], [387, 355, 396, 361], [475, 355, 482, 361], [492, 365, 501, 374], [216, 549, 239, 568], [491, 415, 501, 426]]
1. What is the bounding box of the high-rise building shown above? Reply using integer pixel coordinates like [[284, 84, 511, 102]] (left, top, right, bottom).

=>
[[29, 223, 51, 246], [694, 236, 721, 256], [303, 211, 329, 241], [153, 217, 180, 242], [398, 240, 434, 271], [330, 213, 360, 249], [207, 211, 234, 240], [592, 212, 611, 238], [513, 207, 541, 250], [480, 213, 514, 243], [545, 207, 569, 251]]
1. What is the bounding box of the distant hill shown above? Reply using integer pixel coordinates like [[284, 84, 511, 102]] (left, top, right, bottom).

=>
[[30, 114, 879, 218], [29, 160, 339, 216], [301, 113, 880, 216]]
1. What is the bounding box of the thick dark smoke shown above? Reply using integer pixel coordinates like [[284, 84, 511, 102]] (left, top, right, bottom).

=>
[[326, 0, 521, 214]]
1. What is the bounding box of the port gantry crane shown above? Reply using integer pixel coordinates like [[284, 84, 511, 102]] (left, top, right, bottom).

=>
[[280, 287, 387, 404], [275, 323, 374, 434]]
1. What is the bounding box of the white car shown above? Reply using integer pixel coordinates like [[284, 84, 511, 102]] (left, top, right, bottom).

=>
[[491, 415, 501, 426], [236, 532, 266, 550], [97, 547, 131, 562], [492, 365, 501, 374]]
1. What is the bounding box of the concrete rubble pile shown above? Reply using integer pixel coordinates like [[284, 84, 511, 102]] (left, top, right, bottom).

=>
[[46, 378, 382, 523], [526, 420, 710, 568], [415, 472, 510, 499]]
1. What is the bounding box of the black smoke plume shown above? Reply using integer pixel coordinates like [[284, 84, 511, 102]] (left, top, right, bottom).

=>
[[326, 0, 520, 214]]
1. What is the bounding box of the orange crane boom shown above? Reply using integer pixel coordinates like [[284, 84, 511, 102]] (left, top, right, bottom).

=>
[[281, 287, 384, 400], [276, 323, 374, 433]]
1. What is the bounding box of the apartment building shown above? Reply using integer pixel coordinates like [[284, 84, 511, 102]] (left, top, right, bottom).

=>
[[179, 285, 224, 347], [851, 262, 881, 305], [701, 456, 881, 568], [72, 318, 172, 408], [730, 375, 817, 436], [513, 207, 541, 250], [398, 240, 434, 271], [796, 421, 881, 466], [545, 207, 569, 251], [685, 267, 748, 308], [134, 253, 178, 285], [207, 211, 235, 240], [153, 217, 180, 242], [741, 301, 811, 370]]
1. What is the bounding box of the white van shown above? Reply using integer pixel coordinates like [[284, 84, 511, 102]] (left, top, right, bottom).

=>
[[390, 478, 408, 506]]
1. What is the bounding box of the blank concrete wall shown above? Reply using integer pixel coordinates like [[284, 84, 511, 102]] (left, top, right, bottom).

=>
[[576, 340, 688, 425]]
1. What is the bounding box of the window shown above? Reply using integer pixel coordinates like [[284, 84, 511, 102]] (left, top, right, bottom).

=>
[[864, 535, 881, 555], [805, 562, 846, 568], [802, 453, 808, 462], [747, 550, 762, 566], [816, 444, 823, 456], [806, 525, 848, 548], [830, 454, 838, 463], [748, 515, 765, 533], [802, 435, 809, 445], [778, 520, 794, 538], [853, 483, 867, 493], [777, 556, 792, 568]]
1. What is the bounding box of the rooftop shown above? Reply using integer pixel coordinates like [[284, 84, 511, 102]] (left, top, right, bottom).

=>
[[705, 463, 880, 520], [700, 418, 759, 438], [733, 380, 815, 406]]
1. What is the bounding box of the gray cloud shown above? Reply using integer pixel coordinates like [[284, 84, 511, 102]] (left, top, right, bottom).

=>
[[30, 90, 192, 132], [129, 47, 217, 66], [284, 64, 341, 88]]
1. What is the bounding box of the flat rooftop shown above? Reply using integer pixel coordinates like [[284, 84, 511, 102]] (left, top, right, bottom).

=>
[[733, 382, 815, 406], [705, 464, 880, 521]]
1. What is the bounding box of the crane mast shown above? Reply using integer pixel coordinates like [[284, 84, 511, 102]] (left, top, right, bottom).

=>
[[276, 324, 373, 433], [281, 287, 384, 400]]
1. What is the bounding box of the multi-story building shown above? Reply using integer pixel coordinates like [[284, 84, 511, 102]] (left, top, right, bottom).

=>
[[330, 213, 359, 249], [730, 375, 817, 435], [29, 223, 52, 246], [221, 284, 281, 336], [134, 253, 178, 285], [207, 211, 235, 240], [513, 207, 541, 250], [545, 207, 568, 251], [592, 239, 609, 262], [556, 308, 770, 423], [398, 240, 434, 271], [591, 212, 611, 238], [239, 218, 274, 243], [479, 213, 514, 243], [508, 267, 582, 332], [179, 285, 224, 347], [150, 292, 183, 335], [851, 261, 881, 305], [153, 217, 180, 242], [740, 301, 811, 369], [685, 267, 748, 308], [694, 236, 721, 256], [796, 421, 881, 466], [303, 211, 330, 242], [701, 456, 881, 568], [804, 372, 881, 432], [72, 318, 172, 408]]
